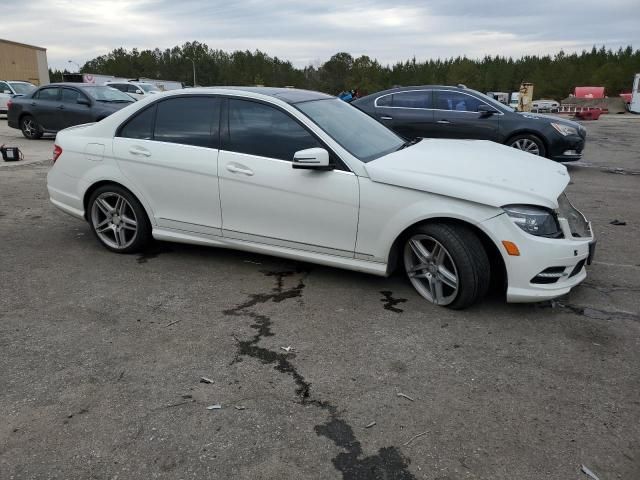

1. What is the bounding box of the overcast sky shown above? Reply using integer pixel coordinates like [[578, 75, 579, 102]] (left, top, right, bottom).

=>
[[3, 0, 639, 70]]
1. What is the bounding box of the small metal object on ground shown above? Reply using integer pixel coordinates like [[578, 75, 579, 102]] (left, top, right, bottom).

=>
[[610, 219, 627, 226], [365, 421, 376, 428], [235, 405, 246, 410], [397, 392, 415, 402], [200, 377, 214, 384], [403, 431, 427, 446], [581, 464, 600, 480], [164, 319, 182, 327], [207, 404, 222, 410], [280, 346, 294, 353]]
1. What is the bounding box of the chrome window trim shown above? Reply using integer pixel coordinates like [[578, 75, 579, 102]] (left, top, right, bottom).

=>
[[374, 89, 505, 115]]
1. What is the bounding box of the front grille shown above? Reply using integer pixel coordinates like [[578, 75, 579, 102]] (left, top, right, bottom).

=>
[[557, 193, 591, 237]]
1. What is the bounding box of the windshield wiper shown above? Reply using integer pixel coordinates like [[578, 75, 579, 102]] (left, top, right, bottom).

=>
[[397, 137, 423, 150]]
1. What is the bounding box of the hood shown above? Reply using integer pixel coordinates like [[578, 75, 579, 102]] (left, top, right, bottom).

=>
[[97, 101, 135, 112], [365, 139, 569, 209]]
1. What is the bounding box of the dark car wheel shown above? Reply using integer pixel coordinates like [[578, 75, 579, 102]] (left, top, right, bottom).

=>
[[508, 134, 546, 157], [88, 184, 151, 253], [403, 223, 490, 309], [20, 115, 43, 139]]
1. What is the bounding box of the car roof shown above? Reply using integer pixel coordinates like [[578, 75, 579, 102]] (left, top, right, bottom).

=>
[[39, 83, 107, 89], [177, 86, 334, 104]]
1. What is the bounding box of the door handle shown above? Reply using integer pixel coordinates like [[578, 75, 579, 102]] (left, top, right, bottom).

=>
[[57, 105, 65, 110], [128, 146, 151, 157], [30, 102, 36, 106], [437, 120, 451, 124], [380, 116, 393, 120], [226, 164, 254, 176]]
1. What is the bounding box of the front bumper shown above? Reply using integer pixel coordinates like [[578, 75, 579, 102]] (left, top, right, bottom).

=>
[[548, 133, 585, 162], [482, 205, 594, 303]]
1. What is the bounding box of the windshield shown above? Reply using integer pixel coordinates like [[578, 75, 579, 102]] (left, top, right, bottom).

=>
[[9, 82, 36, 95], [138, 83, 158, 93], [471, 90, 515, 112], [296, 99, 404, 162], [84, 86, 135, 102]]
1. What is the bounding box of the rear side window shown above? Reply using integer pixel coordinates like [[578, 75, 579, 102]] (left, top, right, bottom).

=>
[[36, 88, 60, 100], [227, 99, 321, 161], [435, 91, 483, 112], [376, 94, 393, 107], [119, 105, 156, 140], [154, 97, 220, 147], [393, 91, 431, 109]]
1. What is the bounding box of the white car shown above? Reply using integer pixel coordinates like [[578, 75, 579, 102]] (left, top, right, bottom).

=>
[[104, 81, 160, 101], [0, 80, 37, 114], [532, 99, 560, 113], [47, 87, 595, 308]]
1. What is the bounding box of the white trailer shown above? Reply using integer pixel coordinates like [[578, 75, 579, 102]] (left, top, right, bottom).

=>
[[630, 73, 640, 114]]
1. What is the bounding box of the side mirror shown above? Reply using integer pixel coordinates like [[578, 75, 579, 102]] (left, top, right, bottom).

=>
[[77, 97, 90, 106], [135, 89, 143, 94], [478, 104, 499, 116], [292, 148, 332, 170]]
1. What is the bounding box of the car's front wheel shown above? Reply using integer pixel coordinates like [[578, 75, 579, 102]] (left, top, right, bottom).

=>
[[88, 184, 151, 253], [508, 134, 546, 157], [20, 115, 43, 139], [403, 223, 490, 309]]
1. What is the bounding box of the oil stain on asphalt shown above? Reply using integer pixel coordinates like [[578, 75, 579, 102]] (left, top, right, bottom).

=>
[[225, 268, 416, 479], [380, 291, 408, 313]]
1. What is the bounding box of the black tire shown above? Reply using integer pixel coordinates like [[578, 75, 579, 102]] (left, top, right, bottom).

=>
[[20, 115, 43, 139], [87, 184, 151, 254], [507, 133, 546, 157], [403, 223, 490, 309]]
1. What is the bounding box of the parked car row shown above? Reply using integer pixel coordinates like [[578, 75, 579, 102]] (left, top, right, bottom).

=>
[[47, 87, 595, 309]]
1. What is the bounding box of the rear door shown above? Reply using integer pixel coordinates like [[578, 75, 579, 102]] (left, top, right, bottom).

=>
[[32, 87, 63, 130], [60, 87, 94, 127], [432, 90, 501, 140], [113, 95, 223, 235], [374, 90, 435, 140]]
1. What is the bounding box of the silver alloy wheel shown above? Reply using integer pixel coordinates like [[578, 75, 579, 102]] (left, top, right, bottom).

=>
[[404, 234, 459, 306], [90, 192, 138, 249], [22, 118, 36, 137], [510, 138, 540, 155]]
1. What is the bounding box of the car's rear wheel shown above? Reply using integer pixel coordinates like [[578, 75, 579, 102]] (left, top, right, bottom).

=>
[[403, 223, 490, 309], [508, 134, 546, 157], [88, 185, 151, 253], [20, 115, 43, 139]]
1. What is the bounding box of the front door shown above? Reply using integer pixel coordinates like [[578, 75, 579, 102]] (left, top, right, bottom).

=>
[[218, 98, 359, 256], [60, 88, 94, 128], [432, 90, 501, 141], [112, 96, 223, 235], [32, 87, 63, 131]]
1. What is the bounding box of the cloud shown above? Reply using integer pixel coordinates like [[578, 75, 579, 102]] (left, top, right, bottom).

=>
[[2, 0, 638, 70]]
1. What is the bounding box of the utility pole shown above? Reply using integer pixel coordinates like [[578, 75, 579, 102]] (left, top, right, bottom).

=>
[[187, 57, 196, 87]]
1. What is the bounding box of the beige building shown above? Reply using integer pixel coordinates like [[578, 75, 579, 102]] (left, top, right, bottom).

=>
[[0, 39, 50, 85]]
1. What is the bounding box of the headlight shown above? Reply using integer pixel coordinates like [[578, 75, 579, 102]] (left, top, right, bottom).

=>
[[503, 205, 562, 237], [551, 123, 578, 136]]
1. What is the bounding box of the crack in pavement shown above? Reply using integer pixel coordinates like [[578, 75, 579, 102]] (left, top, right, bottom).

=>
[[225, 267, 416, 479]]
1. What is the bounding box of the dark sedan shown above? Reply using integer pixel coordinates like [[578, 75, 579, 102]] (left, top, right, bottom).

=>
[[7, 83, 135, 139], [352, 85, 586, 161]]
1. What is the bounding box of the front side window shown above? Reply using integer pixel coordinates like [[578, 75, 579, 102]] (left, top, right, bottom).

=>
[[227, 99, 321, 161], [61, 88, 86, 104], [393, 91, 431, 109], [36, 88, 60, 101], [127, 85, 139, 93], [296, 98, 404, 162], [154, 97, 219, 147], [435, 91, 483, 112]]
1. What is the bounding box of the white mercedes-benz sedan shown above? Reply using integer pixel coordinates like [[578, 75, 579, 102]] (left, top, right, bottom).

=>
[[47, 87, 595, 309]]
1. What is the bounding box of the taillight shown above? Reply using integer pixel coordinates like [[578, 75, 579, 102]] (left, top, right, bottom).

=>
[[52, 144, 62, 163], [6, 99, 12, 110]]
